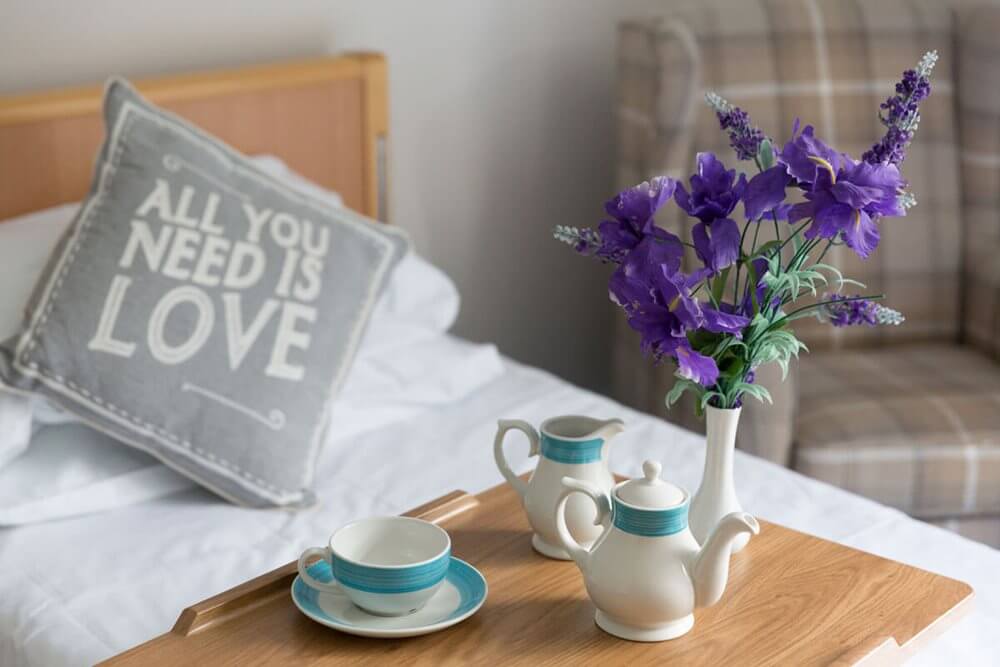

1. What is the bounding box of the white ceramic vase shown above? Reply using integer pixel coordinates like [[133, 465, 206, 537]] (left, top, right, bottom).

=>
[[689, 406, 750, 552]]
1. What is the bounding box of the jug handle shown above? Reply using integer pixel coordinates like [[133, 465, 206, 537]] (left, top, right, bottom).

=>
[[555, 477, 612, 572], [493, 419, 540, 501]]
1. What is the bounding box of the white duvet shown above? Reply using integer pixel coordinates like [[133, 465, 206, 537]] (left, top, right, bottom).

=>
[[1, 345, 998, 665]]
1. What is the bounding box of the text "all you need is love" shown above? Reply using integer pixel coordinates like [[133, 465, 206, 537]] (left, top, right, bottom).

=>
[[89, 178, 330, 382]]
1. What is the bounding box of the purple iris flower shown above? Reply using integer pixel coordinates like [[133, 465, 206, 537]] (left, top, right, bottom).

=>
[[703, 306, 750, 335], [597, 176, 678, 262], [619, 232, 685, 284], [674, 344, 720, 386], [780, 124, 905, 258], [609, 267, 714, 382], [743, 165, 791, 222], [609, 264, 747, 387], [778, 122, 846, 186], [691, 219, 742, 273], [675, 153, 746, 222], [675, 153, 746, 273], [605, 175, 677, 225], [609, 267, 701, 354]]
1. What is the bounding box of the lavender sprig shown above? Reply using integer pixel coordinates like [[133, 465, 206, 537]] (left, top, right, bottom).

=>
[[553, 225, 601, 255], [705, 92, 769, 162], [819, 294, 905, 328], [898, 191, 917, 210], [862, 50, 937, 167]]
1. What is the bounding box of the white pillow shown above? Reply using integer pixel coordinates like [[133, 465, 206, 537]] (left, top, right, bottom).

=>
[[0, 157, 485, 525], [0, 392, 32, 469], [0, 203, 80, 342], [0, 422, 195, 524]]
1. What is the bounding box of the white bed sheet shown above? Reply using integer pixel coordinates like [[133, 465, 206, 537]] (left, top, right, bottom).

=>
[[1, 353, 997, 665]]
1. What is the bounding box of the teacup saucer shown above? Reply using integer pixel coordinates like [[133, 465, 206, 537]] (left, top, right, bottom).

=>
[[291, 557, 487, 638]]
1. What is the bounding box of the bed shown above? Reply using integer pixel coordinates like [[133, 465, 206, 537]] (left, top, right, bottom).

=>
[[0, 56, 997, 666]]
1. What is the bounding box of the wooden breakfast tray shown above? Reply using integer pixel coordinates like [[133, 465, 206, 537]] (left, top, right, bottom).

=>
[[103, 480, 973, 666]]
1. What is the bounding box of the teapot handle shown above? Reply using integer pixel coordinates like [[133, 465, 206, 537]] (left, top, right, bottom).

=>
[[556, 477, 612, 572], [493, 419, 540, 501]]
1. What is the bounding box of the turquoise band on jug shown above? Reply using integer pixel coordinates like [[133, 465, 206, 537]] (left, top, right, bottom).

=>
[[612, 497, 689, 537], [332, 550, 451, 594], [539, 433, 604, 464]]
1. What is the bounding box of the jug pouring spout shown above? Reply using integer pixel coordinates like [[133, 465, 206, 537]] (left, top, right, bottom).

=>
[[592, 418, 625, 441]]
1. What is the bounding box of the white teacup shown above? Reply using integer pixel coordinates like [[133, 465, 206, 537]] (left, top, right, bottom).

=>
[[297, 516, 451, 616]]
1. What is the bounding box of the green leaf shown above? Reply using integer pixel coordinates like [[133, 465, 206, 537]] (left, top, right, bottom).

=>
[[688, 329, 722, 351], [758, 139, 775, 170], [711, 266, 731, 305], [709, 337, 747, 357], [746, 261, 761, 313], [753, 240, 782, 261], [814, 262, 866, 291], [747, 325, 808, 380], [776, 356, 790, 380], [766, 251, 782, 277], [719, 355, 746, 379], [665, 378, 703, 409], [746, 313, 770, 341], [736, 382, 773, 405], [700, 390, 726, 411]]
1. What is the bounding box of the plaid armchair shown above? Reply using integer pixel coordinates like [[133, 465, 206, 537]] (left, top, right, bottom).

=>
[[614, 1, 1000, 548]]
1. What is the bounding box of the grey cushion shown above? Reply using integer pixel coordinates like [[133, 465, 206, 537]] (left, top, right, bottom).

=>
[[0, 79, 408, 507]]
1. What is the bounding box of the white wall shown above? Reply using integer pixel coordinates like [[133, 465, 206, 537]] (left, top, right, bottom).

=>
[[1, 0, 664, 392]]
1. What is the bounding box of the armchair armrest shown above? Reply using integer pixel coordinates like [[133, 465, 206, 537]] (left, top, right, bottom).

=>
[[735, 362, 797, 467]]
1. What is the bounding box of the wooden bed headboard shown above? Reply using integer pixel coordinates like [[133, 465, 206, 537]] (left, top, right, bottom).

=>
[[0, 53, 388, 222]]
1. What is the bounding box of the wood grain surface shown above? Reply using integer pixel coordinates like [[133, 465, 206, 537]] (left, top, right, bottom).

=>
[[102, 480, 972, 666], [0, 54, 388, 221]]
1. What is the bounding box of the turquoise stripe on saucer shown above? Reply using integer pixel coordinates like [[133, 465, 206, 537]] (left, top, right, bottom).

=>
[[539, 434, 604, 464], [612, 497, 688, 537], [293, 557, 486, 629], [332, 551, 450, 594]]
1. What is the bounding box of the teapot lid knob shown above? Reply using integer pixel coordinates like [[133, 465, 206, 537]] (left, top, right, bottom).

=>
[[615, 459, 685, 509]]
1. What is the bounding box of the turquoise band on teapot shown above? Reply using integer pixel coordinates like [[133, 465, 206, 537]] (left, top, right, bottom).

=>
[[539, 433, 604, 464], [612, 496, 689, 537]]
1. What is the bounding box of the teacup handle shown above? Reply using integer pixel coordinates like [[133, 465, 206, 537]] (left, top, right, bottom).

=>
[[493, 419, 540, 501], [297, 546, 343, 594], [555, 477, 612, 572]]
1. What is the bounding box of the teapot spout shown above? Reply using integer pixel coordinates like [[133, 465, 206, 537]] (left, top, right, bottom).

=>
[[594, 418, 625, 441], [691, 512, 760, 608]]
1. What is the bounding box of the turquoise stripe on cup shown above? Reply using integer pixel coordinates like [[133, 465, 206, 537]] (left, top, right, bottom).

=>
[[612, 497, 689, 537], [332, 549, 451, 594], [539, 433, 604, 464]]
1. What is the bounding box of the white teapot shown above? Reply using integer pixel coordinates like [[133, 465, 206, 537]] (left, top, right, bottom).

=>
[[555, 460, 759, 641]]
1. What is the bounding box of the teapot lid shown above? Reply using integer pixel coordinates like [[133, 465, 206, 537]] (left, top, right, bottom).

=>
[[615, 460, 685, 509]]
